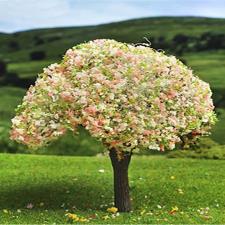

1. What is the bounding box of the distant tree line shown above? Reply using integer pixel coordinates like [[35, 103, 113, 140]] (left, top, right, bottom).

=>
[[27, 31, 225, 59], [2, 31, 225, 103], [146, 32, 225, 55], [0, 60, 35, 88], [7, 32, 225, 58], [30, 51, 46, 60]]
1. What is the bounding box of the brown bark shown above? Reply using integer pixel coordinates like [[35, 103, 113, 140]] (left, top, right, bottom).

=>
[[109, 149, 132, 212]]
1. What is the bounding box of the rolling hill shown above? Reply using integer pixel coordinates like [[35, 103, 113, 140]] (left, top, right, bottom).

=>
[[0, 17, 225, 63]]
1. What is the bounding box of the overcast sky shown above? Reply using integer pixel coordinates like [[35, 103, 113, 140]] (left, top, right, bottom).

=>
[[0, 0, 225, 33]]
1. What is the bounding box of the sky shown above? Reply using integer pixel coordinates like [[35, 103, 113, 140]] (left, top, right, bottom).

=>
[[0, 0, 225, 33]]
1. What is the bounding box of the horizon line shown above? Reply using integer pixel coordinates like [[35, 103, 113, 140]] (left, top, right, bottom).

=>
[[1, 15, 225, 34]]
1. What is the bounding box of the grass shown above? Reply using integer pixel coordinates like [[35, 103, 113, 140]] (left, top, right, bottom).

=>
[[211, 108, 225, 144], [0, 87, 25, 120], [8, 60, 55, 78], [183, 50, 225, 89], [0, 154, 225, 224]]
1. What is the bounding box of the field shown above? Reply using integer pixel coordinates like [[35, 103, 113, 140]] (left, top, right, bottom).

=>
[[0, 154, 225, 224], [184, 50, 225, 89]]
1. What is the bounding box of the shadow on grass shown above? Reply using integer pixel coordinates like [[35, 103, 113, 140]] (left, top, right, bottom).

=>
[[0, 179, 189, 211], [0, 178, 114, 210]]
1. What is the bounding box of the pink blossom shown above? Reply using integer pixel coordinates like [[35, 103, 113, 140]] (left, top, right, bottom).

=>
[[60, 91, 74, 102], [74, 56, 83, 68], [115, 49, 123, 57], [167, 90, 177, 99], [143, 130, 153, 136], [84, 106, 97, 116]]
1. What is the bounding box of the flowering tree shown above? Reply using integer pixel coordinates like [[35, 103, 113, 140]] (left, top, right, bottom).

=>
[[11, 39, 216, 212]]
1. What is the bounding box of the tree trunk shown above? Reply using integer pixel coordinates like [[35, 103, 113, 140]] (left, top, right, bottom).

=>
[[109, 149, 132, 212]]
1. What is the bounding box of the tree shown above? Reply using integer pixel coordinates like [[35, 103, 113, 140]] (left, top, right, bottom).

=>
[[0, 60, 7, 76], [30, 50, 46, 60], [197, 32, 225, 51], [8, 40, 20, 51], [11, 39, 217, 212], [171, 34, 190, 56], [172, 34, 189, 45], [34, 35, 44, 46]]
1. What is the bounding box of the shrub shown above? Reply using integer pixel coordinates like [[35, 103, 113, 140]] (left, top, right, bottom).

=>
[[167, 137, 225, 160], [173, 34, 189, 45], [0, 60, 7, 76], [8, 40, 20, 51], [30, 50, 46, 60], [167, 146, 225, 160], [34, 36, 44, 46]]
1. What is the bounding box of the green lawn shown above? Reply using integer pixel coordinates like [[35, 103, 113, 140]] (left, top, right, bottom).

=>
[[211, 108, 225, 144], [183, 50, 225, 89], [8, 60, 55, 78], [0, 154, 225, 224], [0, 87, 25, 120]]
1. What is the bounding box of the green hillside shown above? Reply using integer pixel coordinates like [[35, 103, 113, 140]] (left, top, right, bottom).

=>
[[0, 17, 224, 88], [1, 17, 225, 63]]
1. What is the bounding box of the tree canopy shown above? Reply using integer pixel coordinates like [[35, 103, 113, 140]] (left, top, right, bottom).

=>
[[11, 39, 216, 152]]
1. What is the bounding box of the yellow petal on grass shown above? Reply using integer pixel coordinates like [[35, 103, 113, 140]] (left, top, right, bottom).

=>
[[67, 213, 79, 221], [177, 188, 184, 194], [107, 207, 118, 214], [102, 215, 110, 220], [140, 209, 146, 215], [66, 213, 89, 222], [79, 217, 89, 222], [169, 206, 179, 214]]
